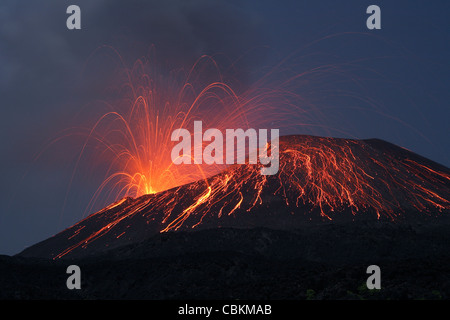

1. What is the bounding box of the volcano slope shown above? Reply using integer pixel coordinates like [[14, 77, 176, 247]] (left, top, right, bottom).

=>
[[6, 135, 450, 299]]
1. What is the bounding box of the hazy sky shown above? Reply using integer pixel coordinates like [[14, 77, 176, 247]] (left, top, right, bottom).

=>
[[0, 0, 449, 255]]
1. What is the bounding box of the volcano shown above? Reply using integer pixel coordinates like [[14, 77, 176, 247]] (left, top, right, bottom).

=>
[[19, 135, 450, 260]]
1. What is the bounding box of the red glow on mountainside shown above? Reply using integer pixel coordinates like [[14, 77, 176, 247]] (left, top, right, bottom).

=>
[[51, 135, 450, 259]]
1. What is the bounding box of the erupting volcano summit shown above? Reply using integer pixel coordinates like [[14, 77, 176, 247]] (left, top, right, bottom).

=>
[[20, 135, 450, 259]]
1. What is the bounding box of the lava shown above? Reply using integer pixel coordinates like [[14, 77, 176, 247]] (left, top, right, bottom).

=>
[[70, 49, 367, 215], [29, 52, 449, 260], [30, 134, 449, 260], [74, 53, 308, 214]]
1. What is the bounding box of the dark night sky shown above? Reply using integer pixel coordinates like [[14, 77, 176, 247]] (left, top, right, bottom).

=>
[[0, 0, 449, 255]]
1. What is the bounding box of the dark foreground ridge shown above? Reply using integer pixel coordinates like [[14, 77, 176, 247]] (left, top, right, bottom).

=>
[[2, 217, 450, 299]]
